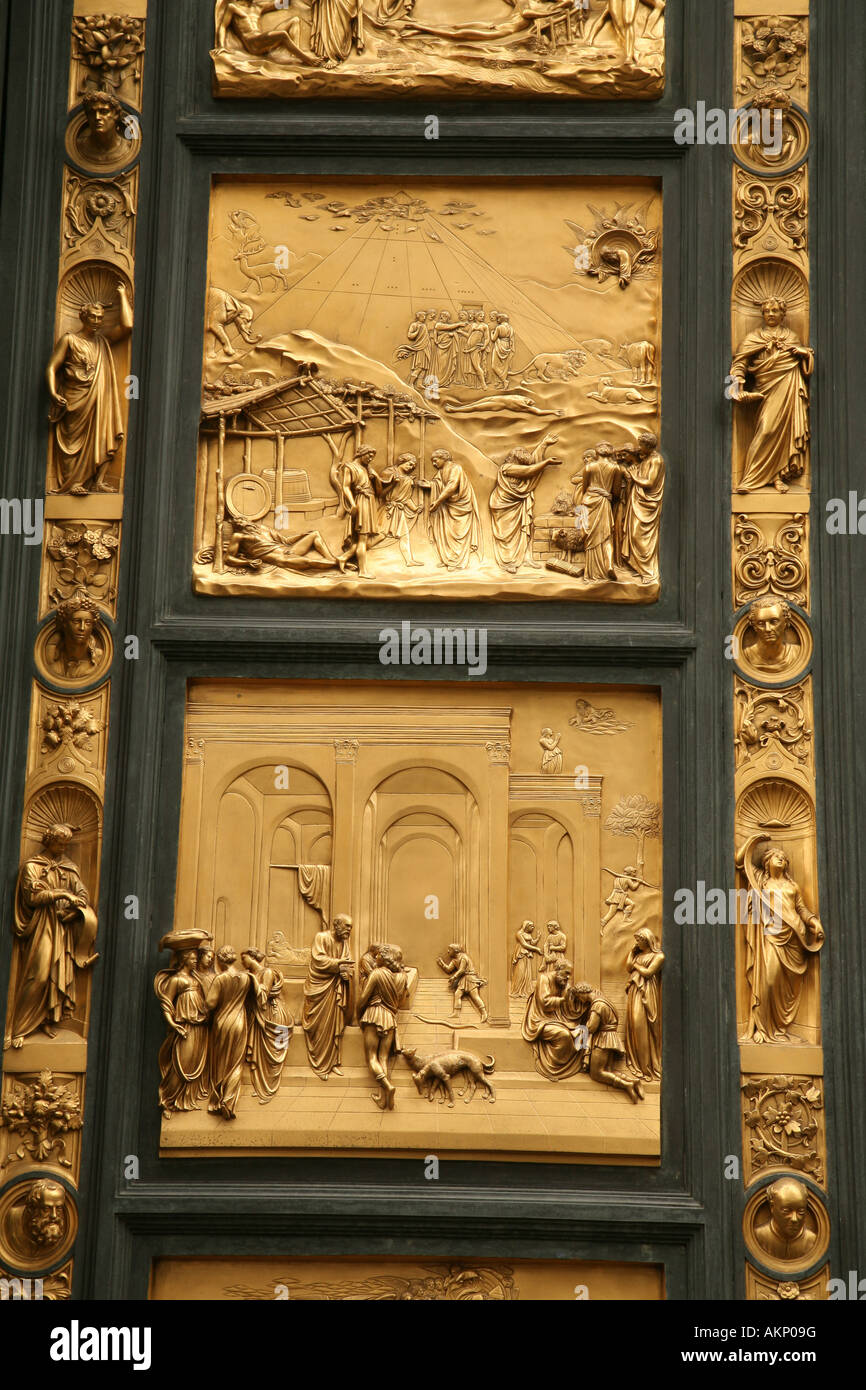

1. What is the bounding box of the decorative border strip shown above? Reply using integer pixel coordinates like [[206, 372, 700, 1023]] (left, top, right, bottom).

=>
[[729, 0, 829, 1299], [0, 2, 146, 1297]]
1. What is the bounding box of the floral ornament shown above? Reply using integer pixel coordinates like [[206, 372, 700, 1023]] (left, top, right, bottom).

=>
[[46, 523, 118, 604], [72, 15, 145, 91], [40, 700, 103, 754], [772, 1282, 806, 1301], [65, 175, 135, 250], [742, 1076, 824, 1182], [84, 189, 120, 221], [740, 19, 807, 92], [0, 1070, 83, 1170]]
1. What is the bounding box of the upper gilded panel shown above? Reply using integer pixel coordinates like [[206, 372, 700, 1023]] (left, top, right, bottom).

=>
[[211, 1, 666, 100], [194, 176, 663, 602]]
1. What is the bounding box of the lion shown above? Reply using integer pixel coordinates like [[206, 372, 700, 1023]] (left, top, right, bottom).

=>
[[517, 349, 586, 384]]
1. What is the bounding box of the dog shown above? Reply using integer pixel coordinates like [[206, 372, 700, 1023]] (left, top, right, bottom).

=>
[[401, 1046, 496, 1107]]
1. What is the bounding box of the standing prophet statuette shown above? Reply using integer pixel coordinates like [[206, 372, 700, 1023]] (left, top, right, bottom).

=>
[[46, 281, 132, 494], [4, 824, 98, 1051], [730, 296, 814, 494], [737, 836, 824, 1044]]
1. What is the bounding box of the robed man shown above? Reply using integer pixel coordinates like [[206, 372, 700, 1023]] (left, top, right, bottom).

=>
[[621, 432, 664, 584], [46, 284, 132, 494], [522, 961, 585, 1081], [425, 450, 483, 570], [302, 913, 355, 1077]]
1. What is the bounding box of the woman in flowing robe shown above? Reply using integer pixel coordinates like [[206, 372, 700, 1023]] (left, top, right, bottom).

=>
[[730, 298, 814, 493], [573, 443, 629, 581], [155, 950, 210, 1115], [205, 946, 251, 1118], [510, 921, 541, 997], [624, 928, 664, 1080], [242, 948, 292, 1102]]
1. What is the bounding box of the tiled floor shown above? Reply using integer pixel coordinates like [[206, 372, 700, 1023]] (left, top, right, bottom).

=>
[[160, 978, 659, 1159]]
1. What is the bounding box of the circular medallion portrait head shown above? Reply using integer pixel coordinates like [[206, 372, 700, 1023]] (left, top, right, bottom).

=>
[[36, 590, 112, 690], [735, 596, 812, 684], [0, 1178, 77, 1272], [744, 1177, 829, 1275], [66, 89, 141, 173]]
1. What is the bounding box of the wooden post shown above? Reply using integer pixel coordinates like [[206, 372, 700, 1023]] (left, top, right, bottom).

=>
[[276, 431, 285, 527], [419, 413, 429, 523], [387, 397, 395, 470]]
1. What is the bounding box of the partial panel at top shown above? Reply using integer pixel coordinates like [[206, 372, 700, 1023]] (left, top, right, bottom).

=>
[[210, 1, 667, 100]]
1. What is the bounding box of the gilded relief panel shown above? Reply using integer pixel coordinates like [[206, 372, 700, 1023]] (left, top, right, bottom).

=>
[[158, 680, 663, 1162], [194, 177, 664, 602], [151, 1255, 665, 1301], [211, 1, 666, 101]]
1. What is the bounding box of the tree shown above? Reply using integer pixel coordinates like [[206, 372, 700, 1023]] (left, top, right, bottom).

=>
[[603, 793, 660, 872]]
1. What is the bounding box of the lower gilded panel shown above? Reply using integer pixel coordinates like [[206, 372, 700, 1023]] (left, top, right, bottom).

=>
[[157, 679, 663, 1162], [150, 1256, 665, 1302]]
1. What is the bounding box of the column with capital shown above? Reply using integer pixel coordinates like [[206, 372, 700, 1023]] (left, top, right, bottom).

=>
[[485, 740, 511, 1027], [331, 738, 359, 934]]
